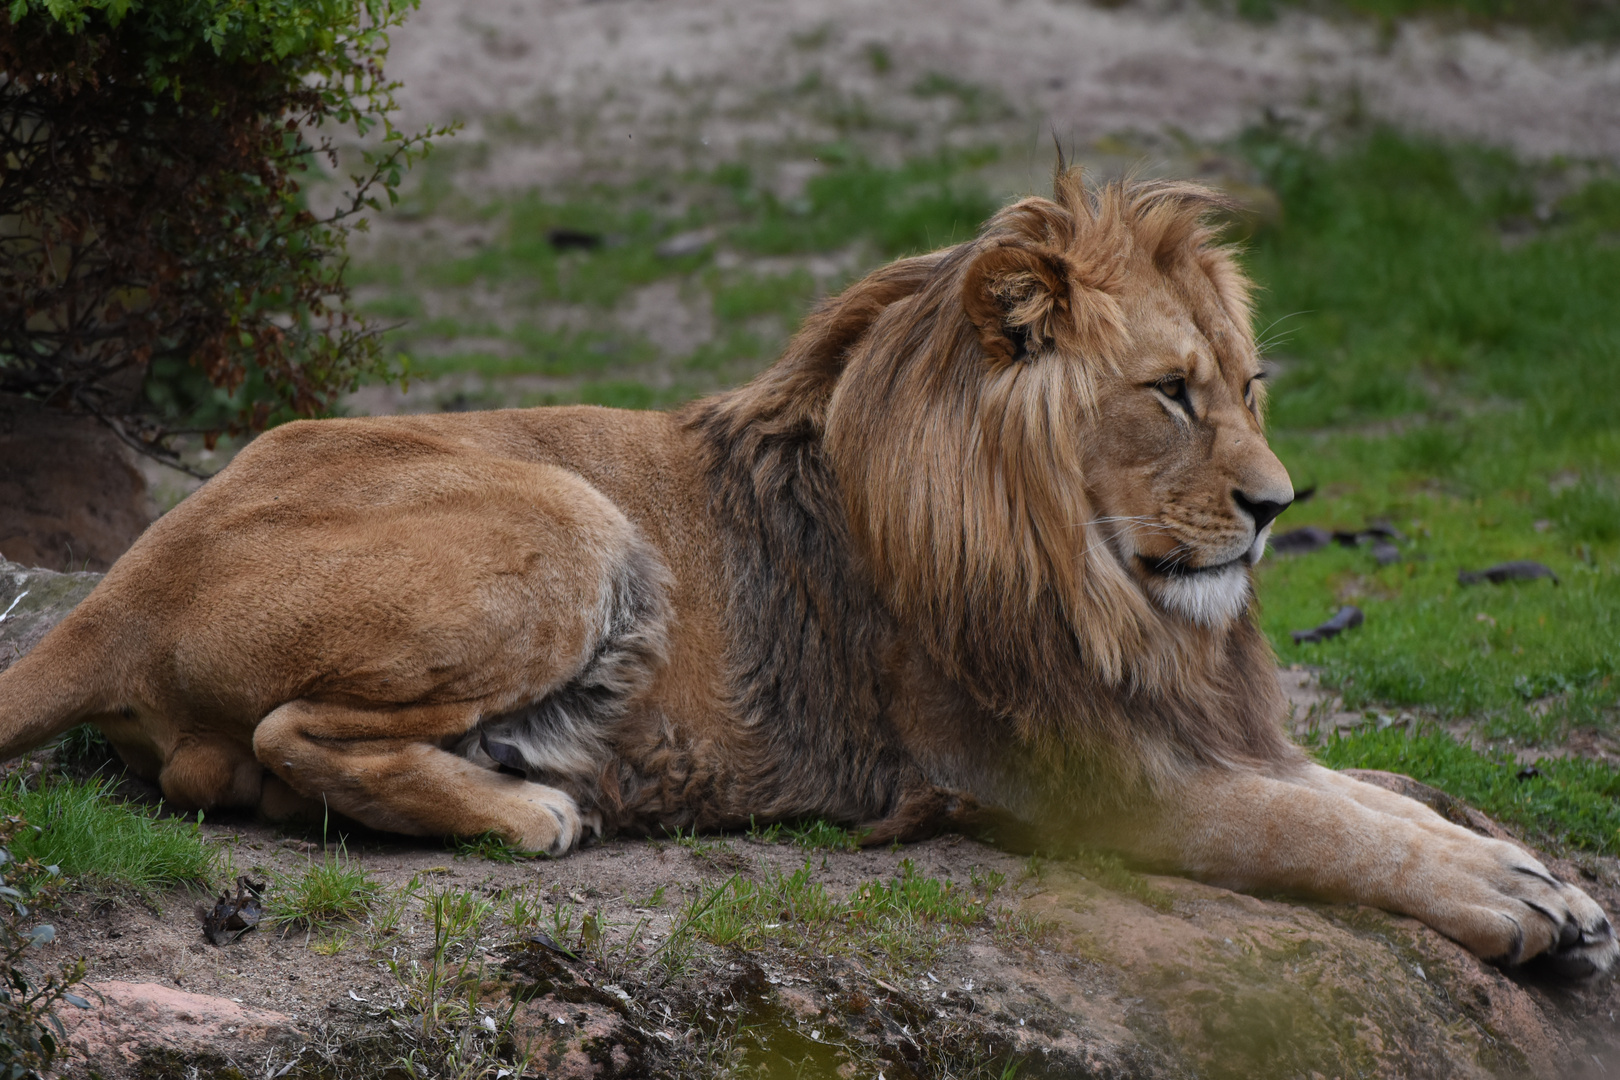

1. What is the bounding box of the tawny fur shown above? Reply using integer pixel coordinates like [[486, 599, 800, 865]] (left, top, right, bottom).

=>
[[0, 171, 1612, 978]]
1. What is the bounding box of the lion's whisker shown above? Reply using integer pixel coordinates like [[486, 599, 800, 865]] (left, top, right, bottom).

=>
[[1256, 309, 1311, 347]]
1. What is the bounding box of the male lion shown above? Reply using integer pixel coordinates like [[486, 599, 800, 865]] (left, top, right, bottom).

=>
[[0, 171, 1612, 978]]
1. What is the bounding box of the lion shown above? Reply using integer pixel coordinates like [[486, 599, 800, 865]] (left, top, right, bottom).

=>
[[0, 170, 1612, 978]]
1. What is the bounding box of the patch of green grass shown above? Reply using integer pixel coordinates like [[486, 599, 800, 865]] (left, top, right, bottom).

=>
[[51, 724, 109, 762], [1244, 129, 1620, 737], [401, 326, 658, 380], [452, 831, 541, 863], [784, 819, 862, 852], [671, 859, 1003, 970], [268, 840, 381, 930], [1546, 479, 1620, 544], [991, 908, 1058, 951], [576, 379, 662, 409], [1258, 489, 1617, 723], [849, 859, 998, 924], [664, 823, 728, 857], [428, 195, 704, 305], [746, 816, 785, 844], [500, 882, 544, 933], [1560, 177, 1620, 232], [711, 268, 817, 324], [356, 148, 1003, 389], [359, 292, 425, 321], [383, 887, 525, 1075], [733, 148, 998, 257], [680, 326, 772, 374], [1318, 728, 1620, 854], [0, 777, 215, 895]]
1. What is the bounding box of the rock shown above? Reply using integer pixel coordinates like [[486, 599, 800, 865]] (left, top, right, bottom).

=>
[[58, 981, 304, 1074], [0, 558, 101, 674], [0, 394, 151, 573], [1021, 861, 1620, 1079], [654, 228, 717, 258]]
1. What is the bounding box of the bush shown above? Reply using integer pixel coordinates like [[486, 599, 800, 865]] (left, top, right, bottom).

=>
[[0, 0, 447, 465], [0, 816, 89, 1079]]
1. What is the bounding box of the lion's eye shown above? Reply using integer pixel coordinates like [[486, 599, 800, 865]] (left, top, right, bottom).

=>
[[1156, 376, 1191, 411]]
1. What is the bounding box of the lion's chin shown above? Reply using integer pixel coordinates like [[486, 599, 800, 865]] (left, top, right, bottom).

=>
[[1150, 562, 1252, 627]]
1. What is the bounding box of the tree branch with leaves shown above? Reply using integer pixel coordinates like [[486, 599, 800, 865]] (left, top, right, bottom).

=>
[[0, 0, 451, 473]]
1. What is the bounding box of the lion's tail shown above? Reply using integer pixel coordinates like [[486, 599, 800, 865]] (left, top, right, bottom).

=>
[[0, 598, 126, 761]]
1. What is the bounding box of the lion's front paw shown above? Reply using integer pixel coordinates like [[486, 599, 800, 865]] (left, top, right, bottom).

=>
[[1432, 834, 1616, 979], [1518, 871, 1617, 981]]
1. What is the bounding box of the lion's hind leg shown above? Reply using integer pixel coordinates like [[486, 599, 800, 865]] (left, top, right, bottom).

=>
[[254, 700, 588, 855], [159, 736, 264, 812], [458, 529, 669, 824]]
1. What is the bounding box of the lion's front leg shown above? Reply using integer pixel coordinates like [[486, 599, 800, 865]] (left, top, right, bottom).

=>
[[1116, 763, 1617, 979]]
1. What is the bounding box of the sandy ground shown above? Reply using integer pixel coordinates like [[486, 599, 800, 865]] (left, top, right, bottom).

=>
[[383, 0, 1620, 195]]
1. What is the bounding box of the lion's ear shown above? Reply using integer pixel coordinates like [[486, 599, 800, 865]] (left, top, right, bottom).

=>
[[961, 244, 1073, 364]]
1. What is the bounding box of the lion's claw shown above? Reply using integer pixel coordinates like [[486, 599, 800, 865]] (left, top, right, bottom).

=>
[[1529, 896, 1616, 981], [1471, 851, 1619, 979]]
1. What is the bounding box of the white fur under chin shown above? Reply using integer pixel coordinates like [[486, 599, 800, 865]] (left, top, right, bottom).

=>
[[1156, 563, 1252, 627]]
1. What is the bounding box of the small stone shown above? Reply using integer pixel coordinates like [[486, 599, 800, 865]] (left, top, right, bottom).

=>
[[654, 228, 717, 258]]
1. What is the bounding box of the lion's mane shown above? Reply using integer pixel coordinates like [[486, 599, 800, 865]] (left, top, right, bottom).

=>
[[683, 169, 1293, 822]]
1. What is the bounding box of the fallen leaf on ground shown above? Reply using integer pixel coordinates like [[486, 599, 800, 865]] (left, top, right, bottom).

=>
[[1457, 561, 1559, 586], [198, 877, 265, 946], [1271, 526, 1333, 555], [1291, 605, 1364, 644], [528, 931, 580, 962]]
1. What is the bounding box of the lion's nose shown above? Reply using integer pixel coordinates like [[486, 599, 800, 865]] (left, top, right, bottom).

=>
[[1233, 490, 1291, 533]]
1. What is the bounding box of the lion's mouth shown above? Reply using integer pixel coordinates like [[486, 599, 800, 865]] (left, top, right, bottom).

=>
[[1137, 553, 1247, 579]]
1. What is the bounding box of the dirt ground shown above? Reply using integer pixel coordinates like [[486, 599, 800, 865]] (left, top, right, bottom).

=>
[[384, 0, 1620, 190], [330, 0, 1620, 422], [32, 778, 1620, 1079]]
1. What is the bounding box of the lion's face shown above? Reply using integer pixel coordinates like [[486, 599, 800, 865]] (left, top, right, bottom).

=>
[[826, 174, 1298, 685], [1083, 279, 1293, 627]]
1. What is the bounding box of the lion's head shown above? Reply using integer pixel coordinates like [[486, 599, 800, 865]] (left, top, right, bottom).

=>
[[821, 169, 1292, 702]]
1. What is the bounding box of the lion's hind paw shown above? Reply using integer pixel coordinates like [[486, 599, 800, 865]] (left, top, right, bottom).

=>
[[508, 783, 588, 858]]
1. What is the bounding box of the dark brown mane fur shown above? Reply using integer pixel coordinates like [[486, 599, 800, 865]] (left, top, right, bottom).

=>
[[680, 170, 1293, 825]]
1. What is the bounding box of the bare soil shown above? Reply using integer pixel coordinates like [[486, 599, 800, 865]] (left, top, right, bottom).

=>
[[384, 0, 1620, 192], [33, 796, 1620, 1079]]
